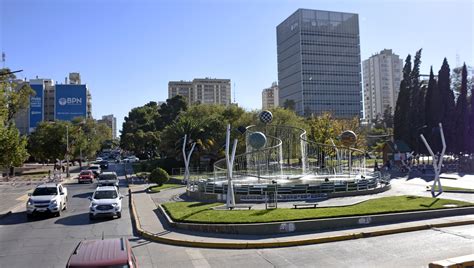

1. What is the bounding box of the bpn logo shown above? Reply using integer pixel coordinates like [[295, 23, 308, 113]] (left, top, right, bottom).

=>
[[58, 97, 82, 106]]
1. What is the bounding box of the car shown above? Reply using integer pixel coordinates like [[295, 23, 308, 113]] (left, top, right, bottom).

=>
[[78, 170, 94, 183], [88, 164, 101, 178], [124, 156, 139, 163], [26, 183, 68, 218], [89, 186, 123, 219], [97, 171, 119, 187], [66, 237, 137, 267], [98, 160, 109, 169], [95, 157, 103, 162]]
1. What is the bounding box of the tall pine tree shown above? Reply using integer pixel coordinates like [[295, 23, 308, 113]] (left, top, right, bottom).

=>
[[394, 55, 412, 144], [454, 64, 469, 153], [438, 59, 456, 153], [468, 77, 474, 153]]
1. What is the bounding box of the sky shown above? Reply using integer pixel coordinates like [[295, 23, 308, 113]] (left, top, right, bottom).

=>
[[1, 0, 473, 134]]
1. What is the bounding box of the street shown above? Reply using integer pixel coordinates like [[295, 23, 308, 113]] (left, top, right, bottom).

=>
[[1, 163, 473, 267]]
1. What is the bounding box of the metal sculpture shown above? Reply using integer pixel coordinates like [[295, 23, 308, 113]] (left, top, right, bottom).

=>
[[420, 123, 446, 197], [182, 135, 196, 190], [225, 124, 238, 209]]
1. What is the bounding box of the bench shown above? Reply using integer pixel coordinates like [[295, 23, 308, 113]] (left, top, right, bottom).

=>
[[228, 204, 253, 210], [293, 202, 318, 209]]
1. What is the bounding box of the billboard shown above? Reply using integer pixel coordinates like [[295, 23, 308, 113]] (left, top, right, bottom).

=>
[[29, 84, 44, 132], [55, 84, 87, 121]]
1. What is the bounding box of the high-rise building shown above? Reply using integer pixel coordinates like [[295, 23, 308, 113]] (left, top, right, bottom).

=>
[[98, 114, 117, 140], [14, 73, 92, 135], [168, 78, 231, 105], [363, 49, 403, 122], [262, 82, 279, 110], [277, 9, 362, 118]]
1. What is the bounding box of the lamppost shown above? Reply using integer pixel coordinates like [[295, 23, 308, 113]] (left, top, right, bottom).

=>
[[66, 125, 70, 178]]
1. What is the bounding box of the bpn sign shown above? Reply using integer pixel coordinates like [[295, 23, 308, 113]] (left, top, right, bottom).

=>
[[58, 97, 83, 106]]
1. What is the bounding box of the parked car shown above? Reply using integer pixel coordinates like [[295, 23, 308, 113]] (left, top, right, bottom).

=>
[[98, 160, 109, 169], [88, 164, 101, 178], [66, 237, 137, 267], [78, 170, 94, 184], [89, 186, 123, 219], [97, 171, 119, 187], [26, 183, 68, 218], [95, 157, 103, 162], [124, 156, 139, 163]]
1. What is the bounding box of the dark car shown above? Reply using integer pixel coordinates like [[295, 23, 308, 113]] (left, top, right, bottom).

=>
[[98, 160, 109, 170], [66, 238, 137, 268]]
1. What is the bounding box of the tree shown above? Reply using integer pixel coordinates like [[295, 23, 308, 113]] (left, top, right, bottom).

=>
[[454, 64, 469, 153], [451, 65, 473, 96], [424, 68, 442, 153], [408, 49, 426, 153], [149, 167, 169, 186], [468, 76, 474, 153], [0, 68, 34, 176], [283, 99, 296, 111], [394, 55, 412, 144], [382, 106, 394, 129], [438, 58, 456, 153]]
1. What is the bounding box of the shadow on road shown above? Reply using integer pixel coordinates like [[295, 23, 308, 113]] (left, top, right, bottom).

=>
[[73, 192, 94, 199], [0, 211, 57, 225], [55, 212, 115, 226]]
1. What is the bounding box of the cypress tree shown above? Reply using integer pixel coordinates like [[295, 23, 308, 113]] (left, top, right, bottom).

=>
[[409, 49, 423, 152], [454, 64, 469, 153], [394, 55, 412, 144], [424, 67, 442, 153], [468, 78, 474, 153], [438, 59, 455, 153]]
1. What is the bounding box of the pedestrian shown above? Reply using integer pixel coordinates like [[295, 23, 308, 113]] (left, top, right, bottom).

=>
[[374, 161, 379, 172], [62, 165, 65, 172]]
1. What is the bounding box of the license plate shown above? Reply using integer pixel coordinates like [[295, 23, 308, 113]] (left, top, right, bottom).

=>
[[37, 208, 47, 212]]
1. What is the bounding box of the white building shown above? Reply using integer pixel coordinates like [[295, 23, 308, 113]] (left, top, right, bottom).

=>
[[262, 82, 279, 110], [168, 78, 231, 105], [363, 49, 403, 122]]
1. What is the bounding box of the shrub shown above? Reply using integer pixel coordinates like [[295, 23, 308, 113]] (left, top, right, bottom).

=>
[[136, 172, 150, 180], [149, 168, 169, 186]]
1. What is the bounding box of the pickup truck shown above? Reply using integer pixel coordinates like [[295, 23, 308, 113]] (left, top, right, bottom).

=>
[[26, 183, 68, 218]]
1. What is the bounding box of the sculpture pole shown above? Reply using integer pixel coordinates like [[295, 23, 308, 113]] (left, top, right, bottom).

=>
[[420, 123, 446, 196], [182, 135, 196, 190], [225, 124, 238, 208]]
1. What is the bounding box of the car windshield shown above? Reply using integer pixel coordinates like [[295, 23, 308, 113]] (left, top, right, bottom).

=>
[[33, 187, 58, 196], [99, 175, 116, 180], [80, 171, 91, 175], [90, 166, 99, 170], [94, 190, 117, 199]]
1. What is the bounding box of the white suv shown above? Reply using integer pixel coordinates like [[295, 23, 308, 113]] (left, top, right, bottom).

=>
[[89, 186, 123, 220], [26, 183, 68, 219]]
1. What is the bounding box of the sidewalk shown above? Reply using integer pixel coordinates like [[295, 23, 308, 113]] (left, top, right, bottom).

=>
[[130, 185, 474, 249]]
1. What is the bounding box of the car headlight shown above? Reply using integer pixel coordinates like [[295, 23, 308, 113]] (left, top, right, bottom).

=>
[[27, 199, 33, 206], [112, 203, 118, 206], [51, 200, 57, 205], [91, 202, 97, 206]]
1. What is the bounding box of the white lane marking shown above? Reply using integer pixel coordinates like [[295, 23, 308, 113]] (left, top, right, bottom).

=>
[[185, 248, 211, 268]]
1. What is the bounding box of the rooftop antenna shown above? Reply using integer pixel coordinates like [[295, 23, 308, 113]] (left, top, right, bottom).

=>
[[233, 82, 236, 103], [456, 52, 461, 68]]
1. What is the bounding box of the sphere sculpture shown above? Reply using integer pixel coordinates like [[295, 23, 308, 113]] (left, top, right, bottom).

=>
[[248, 132, 267, 150], [340, 130, 357, 147], [259, 110, 273, 124]]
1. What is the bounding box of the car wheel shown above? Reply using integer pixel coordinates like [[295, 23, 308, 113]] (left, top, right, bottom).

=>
[[117, 212, 121, 218], [56, 210, 61, 217], [63, 199, 67, 210]]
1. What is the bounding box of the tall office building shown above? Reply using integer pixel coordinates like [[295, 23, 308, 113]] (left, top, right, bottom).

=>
[[14, 73, 92, 135], [168, 78, 231, 105], [277, 9, 362, 118], [98, 114, 117, 139], [363, 49, 403, 122], [262, 82, 279, 109]]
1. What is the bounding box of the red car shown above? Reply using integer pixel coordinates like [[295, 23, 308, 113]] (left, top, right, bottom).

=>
[[66, 238, 138, 267], [78, 170, 94, 184]]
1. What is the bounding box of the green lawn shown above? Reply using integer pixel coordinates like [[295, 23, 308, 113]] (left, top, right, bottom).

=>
[[148, 184, 183, 193], [432, 185, 474, 193], [162, 195, 473, 224]]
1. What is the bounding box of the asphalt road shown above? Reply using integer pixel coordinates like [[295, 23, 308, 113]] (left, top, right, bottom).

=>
[[1, 163, 473, 267]]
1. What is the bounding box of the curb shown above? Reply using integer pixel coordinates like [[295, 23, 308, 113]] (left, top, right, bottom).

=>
[[0, 211, 12, 219], [128, 190, 474, 249]]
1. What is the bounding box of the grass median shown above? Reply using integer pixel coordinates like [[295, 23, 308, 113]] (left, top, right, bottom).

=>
[[431, 185, 474, 193], [162, 195, 473, 224], [148, 184, 183, 193]]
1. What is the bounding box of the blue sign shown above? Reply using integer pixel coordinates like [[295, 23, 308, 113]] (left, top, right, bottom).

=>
[[55, 84, 87, 121], [29, 84, 44, 132]]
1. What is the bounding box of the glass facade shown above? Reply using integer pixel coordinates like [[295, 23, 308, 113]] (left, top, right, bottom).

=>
[[277, 9, 362, 118]]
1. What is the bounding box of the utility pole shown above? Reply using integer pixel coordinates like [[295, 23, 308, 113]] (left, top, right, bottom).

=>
[[66, 125, 70, 178]]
